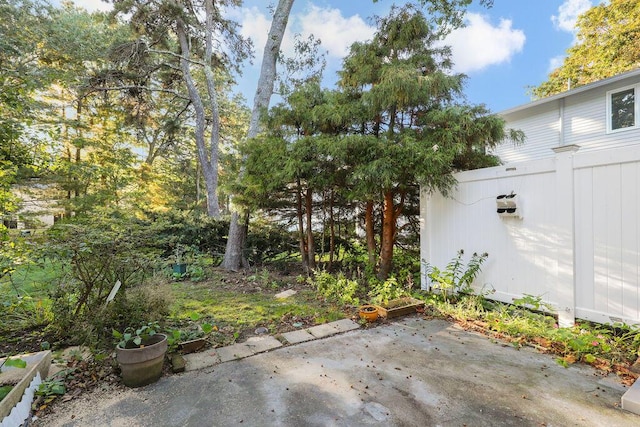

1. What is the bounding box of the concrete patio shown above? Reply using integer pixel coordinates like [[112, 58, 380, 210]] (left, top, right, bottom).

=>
[[33, 317, 640, 426]]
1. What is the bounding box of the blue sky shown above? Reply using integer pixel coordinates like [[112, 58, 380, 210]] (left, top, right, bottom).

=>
[[78, 0, 594, 113]]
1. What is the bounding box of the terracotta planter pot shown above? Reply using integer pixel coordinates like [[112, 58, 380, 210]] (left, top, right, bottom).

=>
[[116, 334, 167, 388], [358, 305, 379, 322]]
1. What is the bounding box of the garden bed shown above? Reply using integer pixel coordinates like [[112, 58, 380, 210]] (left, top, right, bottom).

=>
[[375, 297, 425, 319], [1, 351, 51, 425]]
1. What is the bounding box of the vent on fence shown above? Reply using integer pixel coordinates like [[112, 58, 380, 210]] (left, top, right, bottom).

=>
[[496, 194, 521, 218]]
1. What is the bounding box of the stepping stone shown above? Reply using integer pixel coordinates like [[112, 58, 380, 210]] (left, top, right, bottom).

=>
[[183, 350, 221, 372], [307, 319, 360, 339], [171, 354, 186, 373], [217, 344, 255, 362], [281, 329, 315, 344], [244, 336, 283, 354], [217, 336, 283, 363], [274, 289, 297, 299], [622, 378, 640, 415]]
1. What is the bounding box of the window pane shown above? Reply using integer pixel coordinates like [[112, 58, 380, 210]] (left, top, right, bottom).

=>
[[611, 88, 635, 130]]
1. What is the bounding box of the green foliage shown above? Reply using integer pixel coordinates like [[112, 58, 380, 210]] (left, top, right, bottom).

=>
[[424, 291, 640, 371], [532, 0, 640, 98], [36, 378, 66, 398], [0, 293, 53, 331], [43, 211, 170, 348], [2, 357, 26, 369], [368, 277, 410, 305], [390, 248, 421, 289], [0, 232, 37, 283], [244, 222, 300, 266], [424, 250, 488, 300], [311, 270, 361, 306], [69, 285, 169, 349], [166, 245, 211, 282], [164, 311, 216, 352], [45, 212, 162, 322], [112, 321, 160, 349], [0, 385, 13, 401], [512, 294, 554, 312], [148, 210, 228, 257]]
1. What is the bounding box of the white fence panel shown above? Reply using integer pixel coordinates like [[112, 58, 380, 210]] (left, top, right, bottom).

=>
[[573, 150, 640, 324], [421, 144, 640, 325]]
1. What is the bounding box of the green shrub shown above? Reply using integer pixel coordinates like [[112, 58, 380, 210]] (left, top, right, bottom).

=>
[[146, 210, 228, 259], [311, 270, 361, 306], [424, 250, 488, 301], [0, 293, 53, 332], [244, 221, 299, 266], [43, 212, 166, 347], [368, 277, 410, 305]]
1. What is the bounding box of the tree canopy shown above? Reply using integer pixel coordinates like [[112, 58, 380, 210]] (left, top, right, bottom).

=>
[[239, 4, 521, 278], [1, 0, 516, 281], [533, 0, 640, 98]]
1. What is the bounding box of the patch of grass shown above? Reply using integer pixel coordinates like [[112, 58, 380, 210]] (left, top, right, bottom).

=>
[[170, 286, 338, 325], [167, 280, 346, 346], [0, 258, 63, 296]]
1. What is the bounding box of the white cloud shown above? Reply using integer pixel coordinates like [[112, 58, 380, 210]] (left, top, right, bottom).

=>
[[235, 5, 375, 66], [444, 13, 526, 74], [551, 0, 592, 32], [232, 6, 272, 56], [297, 5, 375, 58], [548, 55, 565, 72]]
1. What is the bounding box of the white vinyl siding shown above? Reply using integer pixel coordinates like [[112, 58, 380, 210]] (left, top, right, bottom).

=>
[[494, 74, 640, 163], [492, 105, 560, 163]]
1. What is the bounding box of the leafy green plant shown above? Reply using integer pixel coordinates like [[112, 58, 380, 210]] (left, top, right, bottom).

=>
[[113, 322, 161, 349], [311, 271, 360, 306], [36, 378, 66, 400], [45, 213, 162, 321], [368, 277, 410, 305], [1, 357, 26, 369], [0, 385, 13, 402], [423, 250, 488, 301], [422, 290, 640, 377], [1, 293, 53, 330], [164, 312, 216, 352], [512, 294, 554, 312]]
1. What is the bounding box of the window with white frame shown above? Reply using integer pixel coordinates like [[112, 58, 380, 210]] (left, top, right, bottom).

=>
[[607, 85, 638, 133]]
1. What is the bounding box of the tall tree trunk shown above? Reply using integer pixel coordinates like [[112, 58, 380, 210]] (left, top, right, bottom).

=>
[[365, 200, 377, 268], [295, 179, 309, 271], [378, 191, 396, 280], [378, 190, 405, 280], [305, 188, 316, 270], [328, 189, 335, 271], [74, 98, 82, 198], [176, 4, 221, 219], [223, 0, 295, 270]]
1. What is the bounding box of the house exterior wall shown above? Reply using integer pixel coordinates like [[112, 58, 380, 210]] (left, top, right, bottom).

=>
[[11, 183, 65, 229], [420, 144, 640, 325], [492, 104, 561, 162], [493, 71, 640, 163]]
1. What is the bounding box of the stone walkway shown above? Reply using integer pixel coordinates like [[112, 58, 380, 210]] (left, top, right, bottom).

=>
[[182, 318, 360, 372]]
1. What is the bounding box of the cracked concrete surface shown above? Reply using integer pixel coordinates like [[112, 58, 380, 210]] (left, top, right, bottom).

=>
[[34, 317, 639, 426]]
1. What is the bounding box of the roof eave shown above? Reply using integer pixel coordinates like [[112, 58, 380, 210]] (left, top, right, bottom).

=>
[[499, 67, 640, 117]]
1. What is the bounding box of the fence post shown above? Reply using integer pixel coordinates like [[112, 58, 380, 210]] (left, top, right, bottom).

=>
[[420, 188, 430, 291], [552, 145, 580, 327]]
